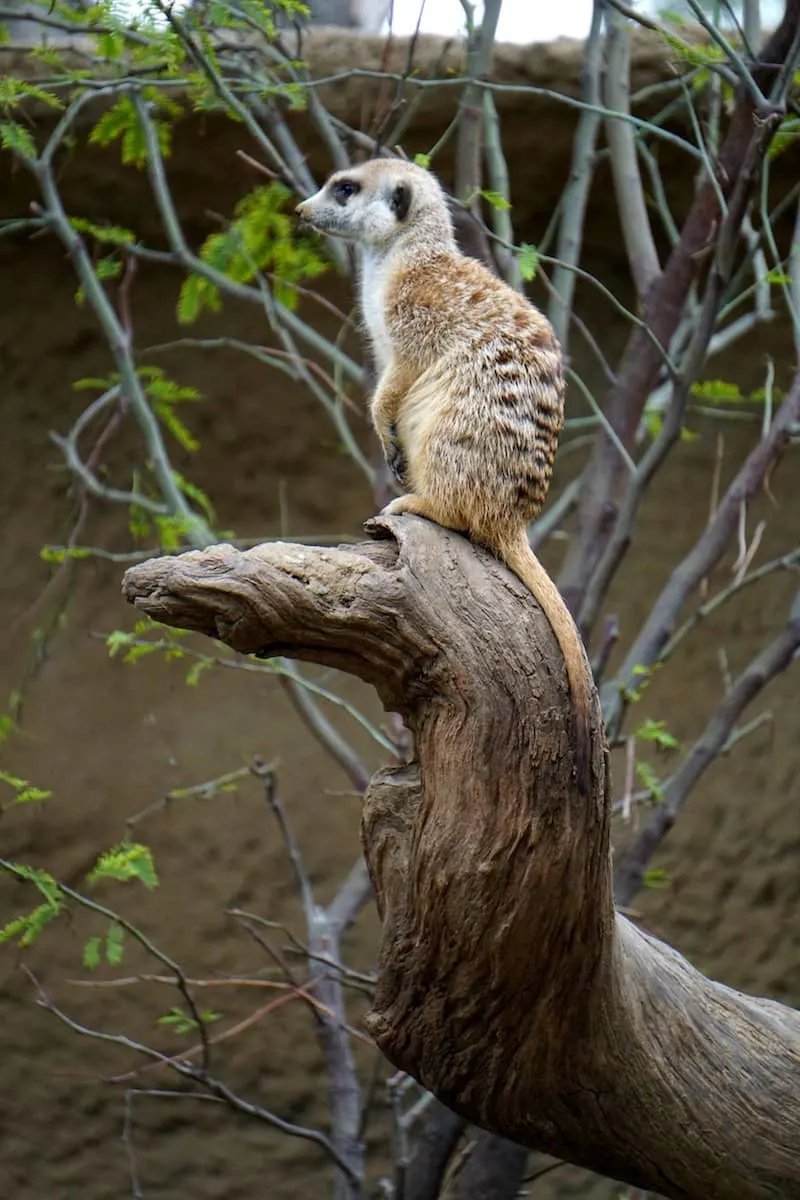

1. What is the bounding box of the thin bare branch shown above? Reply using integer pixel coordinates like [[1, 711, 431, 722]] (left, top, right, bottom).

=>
[[601, 369, 800, 735], [549, 0, 604, 350], [604, 5, 661, 299], [454, 0, 502, 214], [615, 586, 800, 905]]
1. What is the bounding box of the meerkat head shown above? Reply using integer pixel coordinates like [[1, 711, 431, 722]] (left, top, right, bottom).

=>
[[295, 159, 454, 251]]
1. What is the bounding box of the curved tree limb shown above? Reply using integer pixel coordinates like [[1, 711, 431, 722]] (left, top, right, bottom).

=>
[[122, 518, 800, 1200]]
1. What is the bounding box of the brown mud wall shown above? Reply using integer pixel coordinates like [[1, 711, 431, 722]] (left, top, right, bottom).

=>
[[0, 28, 798, 1200]]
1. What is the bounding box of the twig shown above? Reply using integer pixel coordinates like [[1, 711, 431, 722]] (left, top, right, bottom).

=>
[[604, 3, 661, 299], [549, 0, 604, 350], [615, 586, 800, 905], [683, 0, 769, 112], [621, 735, 636, 822], [602, 370, 800, 734], [278, 669, 373, 791], [557, 2, 800, 617], [327, 857, 374, 939], [250, 762, 365, 1197], [660, 546, 800, 666], [123, 1091, 143, 1200], [578, 105, 786, 639], [480, 90, 521, 290], [454, 0, 502, 214], [125, 765, 254, 831], [591, 614, 619, 684], [300, 70, 707, 160]]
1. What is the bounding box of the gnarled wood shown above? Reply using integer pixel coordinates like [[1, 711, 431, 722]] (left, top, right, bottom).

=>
[[122, 517, 800, 1200]]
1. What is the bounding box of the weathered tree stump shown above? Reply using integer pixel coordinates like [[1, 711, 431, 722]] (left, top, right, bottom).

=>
[[122, 516, 800, 1200]]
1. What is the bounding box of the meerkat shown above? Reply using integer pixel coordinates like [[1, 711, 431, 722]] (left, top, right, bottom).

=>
[[295, 159, 594, 793]]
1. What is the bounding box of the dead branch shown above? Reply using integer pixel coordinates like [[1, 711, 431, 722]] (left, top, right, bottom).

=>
[[122, 517, 800, 1200]]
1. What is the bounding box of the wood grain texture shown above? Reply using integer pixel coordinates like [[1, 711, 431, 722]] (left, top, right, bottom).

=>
[[122, 517, 800, 1200]]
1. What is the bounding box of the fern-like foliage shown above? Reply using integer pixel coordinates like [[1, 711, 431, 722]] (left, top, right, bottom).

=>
[[177, 183, 328, 323], [87, 841, 159, 890]]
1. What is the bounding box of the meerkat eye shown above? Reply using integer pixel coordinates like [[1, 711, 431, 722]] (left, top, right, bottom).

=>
[[389, 183, 411, 222], [331, 179, 360, 205]]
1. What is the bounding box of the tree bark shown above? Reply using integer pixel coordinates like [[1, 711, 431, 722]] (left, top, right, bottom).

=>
[[122, 518, 800, 1200]]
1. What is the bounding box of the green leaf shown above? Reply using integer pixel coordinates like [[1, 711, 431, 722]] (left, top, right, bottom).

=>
[[518, 243, 538, 282], [0, 771, 52, 808], [636, 761, 665, 801], [75, 256, 122, 305], [768, 118, 800, 160], [106, 629, 135, 658], [178, 183, 327, 323], [83, 936, 102, 969], [153, 402, 200, 452], [185, 658, 213, 687], [87, 842, 159, 890], [40, 545, 92, 564], [0, 901, 60, 947], [157, 1005, 197, 1034], [157, 1005, 221, 1035], [690, 379, 744, 404], [72, 375, 117, 392], [174, 472, 214, 522], [479, 188, 511, 212], [69, 217, 136, 246], [153, 514, 194, 551], [0, 121, 37, 161], [766, 268, 791, 285], [128, 495, 153, 542], [9, 786, 51, 807], [0, 865, 63, 947], [635, 719, 679, 751], [0, 770, 27, 790], [643, 866, 670, 889], [644, 409, 663, 440], [88, 95, 172, 169], [413, 153, 431, 169], [1, 80, 65, 111], [105, 921, 125, 965]]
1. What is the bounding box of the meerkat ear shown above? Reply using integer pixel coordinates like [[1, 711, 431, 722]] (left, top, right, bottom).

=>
[[390, 183, 411, 222]]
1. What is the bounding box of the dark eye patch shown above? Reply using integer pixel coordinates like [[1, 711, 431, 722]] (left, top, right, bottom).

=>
[[390, 183, 411, 221], [331, 179, 360, 205]]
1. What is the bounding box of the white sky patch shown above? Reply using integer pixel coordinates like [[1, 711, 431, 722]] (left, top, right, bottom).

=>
[[381, 0, 787, 42], [384, 0, 594, 42]]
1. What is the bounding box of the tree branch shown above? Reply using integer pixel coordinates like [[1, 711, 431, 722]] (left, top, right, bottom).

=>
[[601, 367, 800, 734], [548, 0, 604, 351], [615, 587, 800, 905], [558, 0, 800, 620], [604, 4, 661, 299], [122, 517, 800, 1199]]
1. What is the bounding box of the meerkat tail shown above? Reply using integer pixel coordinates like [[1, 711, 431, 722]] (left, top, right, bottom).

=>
[[497, 529, 594, 795]]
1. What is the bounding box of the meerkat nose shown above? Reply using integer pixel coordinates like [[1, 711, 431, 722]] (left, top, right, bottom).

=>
[[294, 202, 308, 222]]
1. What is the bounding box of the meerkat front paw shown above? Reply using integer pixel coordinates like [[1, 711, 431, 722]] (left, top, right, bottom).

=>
[[386, 438, 408, 488], [379, 423, 408, 487], [381, 493, 436, 520]]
